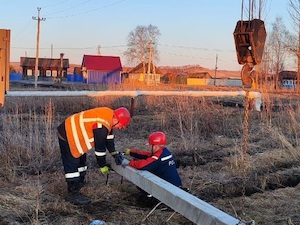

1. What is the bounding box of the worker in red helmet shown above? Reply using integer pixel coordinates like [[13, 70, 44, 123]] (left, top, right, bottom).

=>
[[122, 131, 182, 205], [57, 106, 131, 205]]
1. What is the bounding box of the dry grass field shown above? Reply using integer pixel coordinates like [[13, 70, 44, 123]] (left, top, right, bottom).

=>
[[1, 82, 300, 225]]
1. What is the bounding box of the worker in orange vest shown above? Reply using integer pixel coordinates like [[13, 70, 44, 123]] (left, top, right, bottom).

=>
[[57, 107, 131, 205]]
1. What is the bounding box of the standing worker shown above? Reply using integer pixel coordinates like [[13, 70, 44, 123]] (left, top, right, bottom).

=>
[[57, 106, 131, 205], [122, 131, 182, 203]]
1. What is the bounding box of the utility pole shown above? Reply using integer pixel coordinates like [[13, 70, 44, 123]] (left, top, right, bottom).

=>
[[51, 44, 53, 58], [258, 0, 262, 19], [214, 54, 218, 85], [147, 42, 156, 85], [147, 43, 151, 85], [32, 7, 46, 88], [60, 53, 64, 78], [97, 45, 101, 55]]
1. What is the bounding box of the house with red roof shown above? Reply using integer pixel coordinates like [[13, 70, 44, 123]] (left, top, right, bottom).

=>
[[81, 55, 122, 85]]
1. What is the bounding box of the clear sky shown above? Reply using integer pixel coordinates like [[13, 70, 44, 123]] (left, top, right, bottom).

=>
[[0, 0, 291, 70]]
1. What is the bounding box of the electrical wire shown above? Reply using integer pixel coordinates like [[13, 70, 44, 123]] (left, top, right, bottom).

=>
[[41, 0, 71, 9], [158, 43, 236, 53], [43, 0, 127, 19], [43, 0, 95, 17]]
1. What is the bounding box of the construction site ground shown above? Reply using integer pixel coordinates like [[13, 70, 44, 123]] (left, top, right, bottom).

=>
[[0, 83, 300, 225]]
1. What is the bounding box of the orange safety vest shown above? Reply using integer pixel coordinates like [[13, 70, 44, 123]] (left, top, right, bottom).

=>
[[65, 107, 114, 158]]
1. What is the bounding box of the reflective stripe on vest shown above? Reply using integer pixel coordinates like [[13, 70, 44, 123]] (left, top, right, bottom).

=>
[[79, 112, 93, 151], [65, 171, 80, 179], [107, 134, 114, 139], [71, 114, 85, 155], [95, 151, 106, 156], [70, 113, 111, 156], [161, 155, 172, 161], [66, 107, 114, 158], [78, 166, 87, 172]]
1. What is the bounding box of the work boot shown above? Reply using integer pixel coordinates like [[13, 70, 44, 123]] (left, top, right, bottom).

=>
[[136, 190, 159, 208], [66, 193, 91, 205], [66, 181, 91, 205]]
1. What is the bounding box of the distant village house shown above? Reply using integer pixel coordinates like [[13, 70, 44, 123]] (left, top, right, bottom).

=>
[[20, 54, 69, 78], [81, 55, 122, 85], [127, 62, 162, 84], [279, 70, 297, 89]]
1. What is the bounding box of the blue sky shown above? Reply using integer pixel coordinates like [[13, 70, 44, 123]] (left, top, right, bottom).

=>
[[0, 0, 291, 70]]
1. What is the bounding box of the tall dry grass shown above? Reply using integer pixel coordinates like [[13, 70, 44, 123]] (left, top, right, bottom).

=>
[[1, 88, 300, 224]]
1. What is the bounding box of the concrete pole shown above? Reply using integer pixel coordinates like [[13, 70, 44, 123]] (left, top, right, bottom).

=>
[[6, 90, 263, 112], [32, 7, 45, 88], [112, 160, 246, 225]]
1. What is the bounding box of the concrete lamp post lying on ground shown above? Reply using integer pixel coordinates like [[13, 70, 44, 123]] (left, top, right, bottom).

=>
[[112, 160, 249, 225], [7, 90, 262, 112]]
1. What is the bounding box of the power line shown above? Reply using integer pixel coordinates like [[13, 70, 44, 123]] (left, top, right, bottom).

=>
[[12, 45, 127, 50], [158, 43, 235, 53], [12, 19, 35, 42], [160, 51, 237, 63], [44, 0, 127, 19], [41, 0, 71, 9], [44, 0, 94, 17]]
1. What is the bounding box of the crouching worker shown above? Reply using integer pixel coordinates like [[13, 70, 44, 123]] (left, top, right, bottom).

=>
[[57, 107, 130, 205], [122, 131, 182, 204]]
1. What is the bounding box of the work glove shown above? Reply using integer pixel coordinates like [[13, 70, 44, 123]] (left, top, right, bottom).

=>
[[100, 165, 110, 175], [115, 153, 124, 165], [121, 159, 129, 168], [111, 151, 124, 165], [122, 148, 131, 155]]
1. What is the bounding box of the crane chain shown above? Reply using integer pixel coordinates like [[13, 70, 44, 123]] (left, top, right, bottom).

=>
[[241, 90, 251, 212]]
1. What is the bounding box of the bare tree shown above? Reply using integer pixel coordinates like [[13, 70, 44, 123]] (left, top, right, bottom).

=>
[[288, 0, 300, 91], [124, 24, 161, 71], [260, 43, 271, 88], [268, 16, 290, 89]]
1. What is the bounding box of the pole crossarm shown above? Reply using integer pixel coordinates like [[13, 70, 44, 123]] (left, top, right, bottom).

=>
[[7, 90, 262, 111], [112, 161, 245, 225]]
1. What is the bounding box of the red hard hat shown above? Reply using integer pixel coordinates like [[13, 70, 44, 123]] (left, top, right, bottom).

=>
[[114, 107, 131, 127], [148, 132, 167, 145]]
